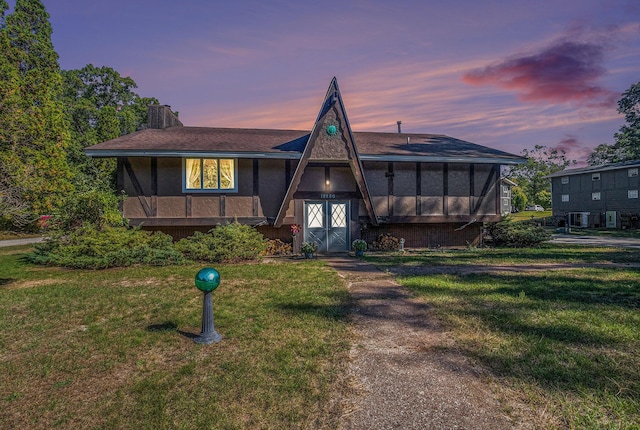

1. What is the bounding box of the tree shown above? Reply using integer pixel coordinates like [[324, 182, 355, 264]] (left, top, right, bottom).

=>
[[587, 81, 640, 165], [507, 145, 576, 207], [0, 0, 73, 220], [61, 64, 159, 187], [511, 186, 527, 212]]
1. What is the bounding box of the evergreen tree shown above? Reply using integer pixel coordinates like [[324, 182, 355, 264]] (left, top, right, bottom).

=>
[[0, 0, 73, 220]]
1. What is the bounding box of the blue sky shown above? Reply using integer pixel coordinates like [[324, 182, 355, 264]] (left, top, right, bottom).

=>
[[8, 1, 640, 164]]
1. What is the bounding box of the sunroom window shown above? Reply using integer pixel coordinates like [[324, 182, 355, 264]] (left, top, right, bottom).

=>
[[184, 158, 236, 191]]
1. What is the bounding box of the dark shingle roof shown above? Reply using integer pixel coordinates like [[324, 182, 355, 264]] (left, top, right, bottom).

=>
[[545, 160, 640, 178], [85, 126, 524, 164]]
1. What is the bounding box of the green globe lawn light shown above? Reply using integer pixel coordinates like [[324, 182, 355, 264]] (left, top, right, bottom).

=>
[[194, 268, 222, 344]]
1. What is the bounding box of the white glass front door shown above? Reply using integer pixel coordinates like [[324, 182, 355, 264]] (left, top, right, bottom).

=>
[[304, 201, 349, 252]]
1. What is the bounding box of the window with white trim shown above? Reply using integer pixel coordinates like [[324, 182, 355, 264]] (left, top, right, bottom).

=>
[[561, 194, 569, 202], [592, 173, 600, 181], [629, 168, 638, 177], [629, 190, 638, 199], [592, 192, 601, 200], [184, 158, 237, 192], [561, 176, 569, 184]]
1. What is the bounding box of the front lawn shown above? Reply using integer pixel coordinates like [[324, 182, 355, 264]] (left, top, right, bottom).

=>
[[3, 242, 639, 429], [0, 246, 351, 429], [369, 246, 640, 429]]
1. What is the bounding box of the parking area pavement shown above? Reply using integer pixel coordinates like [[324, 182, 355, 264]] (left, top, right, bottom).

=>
[[550, 234, 640, 249]]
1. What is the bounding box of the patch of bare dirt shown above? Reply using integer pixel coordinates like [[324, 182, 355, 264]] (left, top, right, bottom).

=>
[[2, 278, 60, 290]]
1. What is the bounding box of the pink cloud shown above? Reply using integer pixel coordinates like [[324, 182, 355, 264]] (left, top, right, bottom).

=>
[[463, 40, 618, 108], [552, 134, 593, 165]]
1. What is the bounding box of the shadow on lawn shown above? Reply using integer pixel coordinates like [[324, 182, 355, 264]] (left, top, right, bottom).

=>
[[369, 246, 640, 266], [276, 289, 352, 321], [406, 271, 640, 309], [146, 321, 199, 340], [402, 270, 640, 397], [146, 321, 178, 332]]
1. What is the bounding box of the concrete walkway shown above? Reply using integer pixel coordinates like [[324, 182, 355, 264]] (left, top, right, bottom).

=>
[[326, 256, 527, 430], [550, 233, 640, 249], [0, 237, 45, 248]]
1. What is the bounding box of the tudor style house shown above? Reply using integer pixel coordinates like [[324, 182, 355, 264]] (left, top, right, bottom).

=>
[[547, 160, 640, 229], [85, 78, 525, 250]]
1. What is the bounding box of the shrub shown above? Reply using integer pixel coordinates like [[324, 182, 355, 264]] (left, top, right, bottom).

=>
[[352, 239, 367, 251], [485, 220, 551, 248], [51, 188, 126, 232], [26, 225, 185, 269], [176, 222, 266, 263], [371, 233, 400, 251], [301, 241, 318, 254], [262, 239, 292, 256]]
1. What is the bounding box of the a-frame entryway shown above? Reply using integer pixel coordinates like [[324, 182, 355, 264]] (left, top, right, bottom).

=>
[[275, 78, 377, 253]]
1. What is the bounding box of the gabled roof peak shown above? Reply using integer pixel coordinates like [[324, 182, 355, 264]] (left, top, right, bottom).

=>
[[274, 78, 378, 226]]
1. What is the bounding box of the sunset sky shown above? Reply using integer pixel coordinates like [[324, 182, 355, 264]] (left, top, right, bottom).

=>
[[8, 1, 640, 164]]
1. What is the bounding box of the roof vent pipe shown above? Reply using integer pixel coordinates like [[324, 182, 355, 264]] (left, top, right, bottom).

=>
[[397, 121, 402, 134]]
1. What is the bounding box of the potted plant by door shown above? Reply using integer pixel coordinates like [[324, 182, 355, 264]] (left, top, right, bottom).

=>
[[301, 241, 318, 259], [352, 239, 367, 257]]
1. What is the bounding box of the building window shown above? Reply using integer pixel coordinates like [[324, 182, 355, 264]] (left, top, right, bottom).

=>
[[184, 158, 237, 191], [592, 192, 601, 200], [629, 190, 638, 199], [592, 173, 600, 181], [561, 176, 569, 184], [561, 194, 569, 202], [629, 168, 638, 177]]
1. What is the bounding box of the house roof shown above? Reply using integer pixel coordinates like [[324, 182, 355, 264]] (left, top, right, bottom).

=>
[[545, 160, 640, 178], [85, 125, 525, 165]]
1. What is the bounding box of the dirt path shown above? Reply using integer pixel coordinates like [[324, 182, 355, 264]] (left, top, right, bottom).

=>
[[327, 257, 533, 430]]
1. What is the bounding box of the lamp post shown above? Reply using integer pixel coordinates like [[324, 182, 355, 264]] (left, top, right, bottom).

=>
[[194, 267, 222, 344]]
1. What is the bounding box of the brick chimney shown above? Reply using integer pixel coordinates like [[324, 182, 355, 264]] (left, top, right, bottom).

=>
[[147, 104, 183, 129]]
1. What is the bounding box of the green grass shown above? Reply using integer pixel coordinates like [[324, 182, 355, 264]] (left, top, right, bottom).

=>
[[370, 247, 640, 429], [368, 243, 640, 266], [4, 242, 640, 429], [0, 246, 351, 429], [508, 210, 553, 221]]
